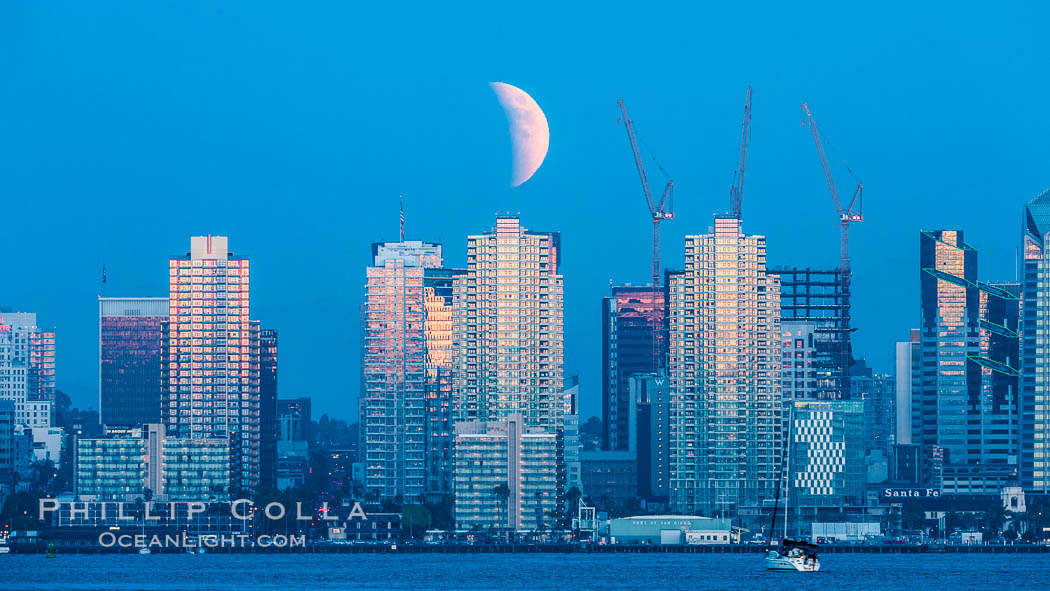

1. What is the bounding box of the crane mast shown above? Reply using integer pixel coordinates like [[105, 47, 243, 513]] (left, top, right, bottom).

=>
[[618, 100, 673, 289], [729, 86, 752, 218], [801, 103, 863, 395]]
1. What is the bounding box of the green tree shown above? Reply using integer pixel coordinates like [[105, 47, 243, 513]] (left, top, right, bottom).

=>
[[425, 494, 454, 531], [401, 504, 431, 538], [901, 503, 926, 530], [493, 483, 511, 530], [0, 491, 44, 531], [579, 417, 603, 451], [983, 503, 1006, 538]]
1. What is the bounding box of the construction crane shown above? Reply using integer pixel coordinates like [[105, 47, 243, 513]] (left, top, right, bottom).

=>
[[801, 103, 863, 282], [801, 102, 863, 392], [618, 100, 673, 289], [729, 86, 752, 219]]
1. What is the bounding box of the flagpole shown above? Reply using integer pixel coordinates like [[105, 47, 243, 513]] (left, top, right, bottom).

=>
[[399, 195, 405, 243]]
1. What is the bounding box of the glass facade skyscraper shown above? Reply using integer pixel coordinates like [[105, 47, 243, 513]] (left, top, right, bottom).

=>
[[789, 400, 865, 509], [1022, 190, 1050, 492], [362, 240, 443, 499], [601, 285, 665, 451], [919, 230, 1019, 492], [162, 236, 259, 494], [98, 297, 167, 428], [918, 230, 977, 482], [668, 215, 782, 514]]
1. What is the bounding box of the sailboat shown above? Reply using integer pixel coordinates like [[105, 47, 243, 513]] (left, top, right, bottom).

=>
[[765, 405, 820, 572]]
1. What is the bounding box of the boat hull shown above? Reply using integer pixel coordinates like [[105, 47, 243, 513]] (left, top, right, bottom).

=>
[[765, 552, 820, 572]]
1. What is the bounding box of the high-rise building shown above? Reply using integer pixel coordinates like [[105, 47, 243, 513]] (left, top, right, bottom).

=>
[[28, 330, 55, 402], [768, 268, 849, 400], [76, 424, 229, 501], [99, 297, 167, 428], [633, 373, 669, 500], [894, 329, 920, 446], [0, 311, 55, 429], [162, 236, 260, 494], [259, 328, 278, 491], [601, 285, 665, 451], [0, 400, 14, 486], [452, 215, 564, 431], [919, 230, 1019, 493], [789, 401, 865, 509], [452, 413, 557, 531], [424, 267, 458, 496], [668, 216, 782, 514], [1022, 189, 1050, 492], [362, 240, 443, 499], [779, 322, 820, 403]]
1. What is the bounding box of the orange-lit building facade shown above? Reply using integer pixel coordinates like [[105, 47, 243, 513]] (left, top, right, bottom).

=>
[[668, 215, 782, 514], [424, 269, 457, 495], [451, 215, 565, 431], [162, 236, 260, 494], [362, 241, 444, 499]]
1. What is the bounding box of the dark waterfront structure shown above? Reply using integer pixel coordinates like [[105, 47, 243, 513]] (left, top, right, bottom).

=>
[[260, 328, 278, 490], [98, 297, 167, 428], [601, 285, 665, 452], [918, 230, 1019, 493], [580, 450, 638, 511], [769, 267, 850, 400]]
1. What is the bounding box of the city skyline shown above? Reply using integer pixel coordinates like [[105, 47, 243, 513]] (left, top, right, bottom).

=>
[[2, 3, 1049, 421]]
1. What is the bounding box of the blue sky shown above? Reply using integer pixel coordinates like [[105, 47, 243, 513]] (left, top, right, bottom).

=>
[[1, 2, 1046, 419]]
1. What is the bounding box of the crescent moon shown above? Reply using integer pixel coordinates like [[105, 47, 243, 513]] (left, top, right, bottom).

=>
[[490, 82, 549, 187]]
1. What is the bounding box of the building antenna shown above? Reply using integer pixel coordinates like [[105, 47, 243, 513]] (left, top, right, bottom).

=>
[[399, 195, 405, 242]]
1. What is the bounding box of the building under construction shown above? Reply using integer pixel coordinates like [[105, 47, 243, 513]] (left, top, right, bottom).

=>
[[769, 266, 851, 400]]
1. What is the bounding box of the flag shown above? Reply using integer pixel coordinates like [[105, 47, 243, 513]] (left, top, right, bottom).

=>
[[102, 265, 107, 284], [399, 195, 405, 242]]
